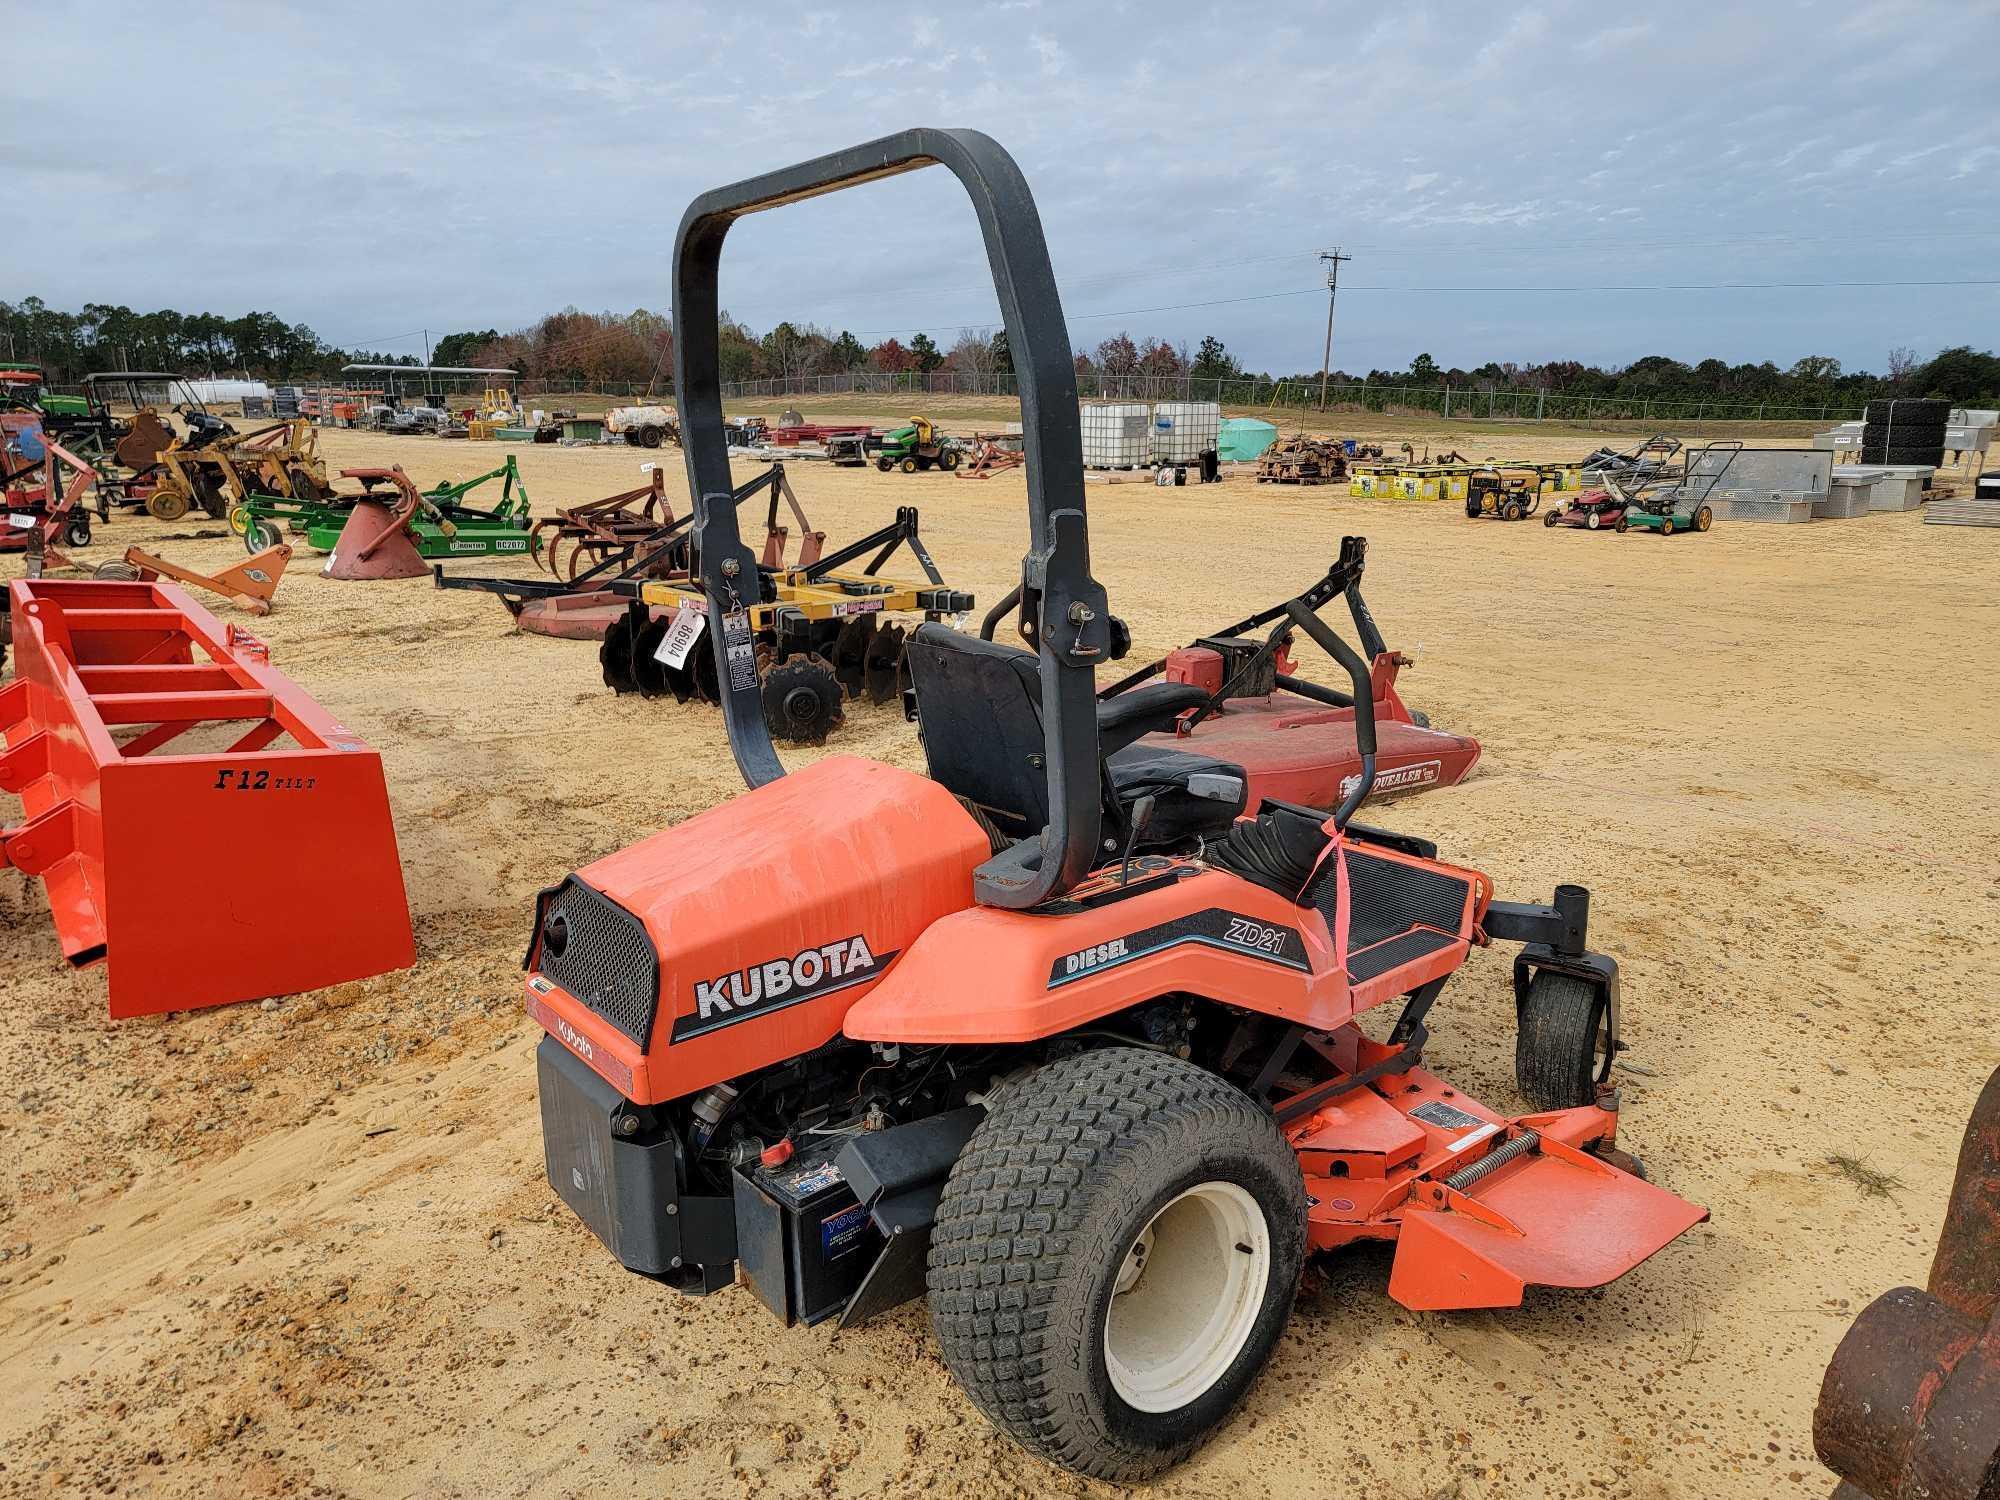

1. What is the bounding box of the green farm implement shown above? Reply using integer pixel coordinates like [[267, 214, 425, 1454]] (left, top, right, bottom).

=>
[[240, 455, 536, 558]]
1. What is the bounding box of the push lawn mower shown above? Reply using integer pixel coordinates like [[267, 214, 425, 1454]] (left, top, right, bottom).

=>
[[523, 131, 1705, 1484], [1543, 487, 1629, 531], [1546, 440, 1735, 535]]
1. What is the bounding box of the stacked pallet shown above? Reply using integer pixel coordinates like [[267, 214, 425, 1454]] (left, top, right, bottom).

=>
[[1922, 471, 2000, 526], [1255, 435, 1347, 485]]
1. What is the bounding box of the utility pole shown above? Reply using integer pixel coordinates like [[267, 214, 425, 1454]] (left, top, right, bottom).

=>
[[1317, 248, 1351, 410]]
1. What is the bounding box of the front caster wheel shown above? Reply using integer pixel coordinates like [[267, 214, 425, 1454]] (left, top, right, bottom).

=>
[[1516, 969, 1611, 1110], [927, 1048, 1305, 1481]]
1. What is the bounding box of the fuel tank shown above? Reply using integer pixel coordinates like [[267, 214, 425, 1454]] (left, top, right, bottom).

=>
[[525, 755, 989, 1104]]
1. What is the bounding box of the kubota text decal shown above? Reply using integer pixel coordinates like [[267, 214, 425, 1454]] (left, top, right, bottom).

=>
[[1048, 908, 1309, 988], [670, 935, 898, 1041]]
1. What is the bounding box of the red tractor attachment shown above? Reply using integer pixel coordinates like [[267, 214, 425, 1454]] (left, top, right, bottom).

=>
[[1, 577, 413, 1017], [1815, 1067, 1999, 1500], [1088, 559, 1479, 811], [433, 462, 824, 641], [321, 466, 452, 580], [118, 543, 292, 615], [2, 438, 99, 556], [527, 466, 675, 580]]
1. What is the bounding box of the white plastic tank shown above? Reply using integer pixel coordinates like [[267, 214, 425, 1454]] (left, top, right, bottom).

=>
[[1081, 402, 1152, 468], [1151, 401, 1221, 464]]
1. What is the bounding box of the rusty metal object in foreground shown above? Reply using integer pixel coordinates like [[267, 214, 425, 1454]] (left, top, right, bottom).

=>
[[1814, 1067, 2000, 1500]]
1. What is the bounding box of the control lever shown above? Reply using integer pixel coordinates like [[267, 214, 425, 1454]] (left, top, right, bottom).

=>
[[1117, 795, 1157, 886]]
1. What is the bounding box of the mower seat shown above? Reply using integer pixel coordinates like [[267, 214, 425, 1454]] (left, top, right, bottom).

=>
[[903, 623, 1248, 848]]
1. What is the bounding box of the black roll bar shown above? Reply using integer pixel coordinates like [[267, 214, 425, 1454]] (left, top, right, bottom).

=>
[[673, 129, 1111, 908]]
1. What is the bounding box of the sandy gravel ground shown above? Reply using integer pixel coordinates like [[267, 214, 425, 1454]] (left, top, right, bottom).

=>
[[2, 421, 1995, 1499]]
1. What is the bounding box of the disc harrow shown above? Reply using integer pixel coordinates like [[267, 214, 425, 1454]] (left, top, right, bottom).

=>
[[598, 504, 972, 745]]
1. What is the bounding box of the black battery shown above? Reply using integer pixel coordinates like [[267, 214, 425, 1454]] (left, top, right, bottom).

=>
[[732, 1133, 884, 1327]]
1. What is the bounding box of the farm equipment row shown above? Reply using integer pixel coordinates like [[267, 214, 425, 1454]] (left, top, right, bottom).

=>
[[434, 461, 819, 640]]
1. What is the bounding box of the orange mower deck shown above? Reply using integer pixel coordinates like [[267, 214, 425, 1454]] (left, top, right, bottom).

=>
[[0, 577, 414, 1017]]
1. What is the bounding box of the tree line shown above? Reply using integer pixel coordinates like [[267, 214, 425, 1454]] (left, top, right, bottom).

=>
[[6, 294, 1995, 407]]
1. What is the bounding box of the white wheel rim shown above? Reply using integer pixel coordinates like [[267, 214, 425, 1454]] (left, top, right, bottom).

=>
[[1104, 1180, 1270, 1413]]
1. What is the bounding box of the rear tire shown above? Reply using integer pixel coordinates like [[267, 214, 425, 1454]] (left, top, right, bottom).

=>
[[1515, 970, 1609, 1110], [927, 1048, 1306, 1481]]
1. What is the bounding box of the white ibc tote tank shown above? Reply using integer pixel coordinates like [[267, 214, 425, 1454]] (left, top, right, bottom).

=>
[[1080, 402, 1151, 468], [1151, 401, 1221, 463]]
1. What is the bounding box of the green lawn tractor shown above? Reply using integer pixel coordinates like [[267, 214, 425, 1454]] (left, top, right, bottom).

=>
[[872, 415, 962, 473]]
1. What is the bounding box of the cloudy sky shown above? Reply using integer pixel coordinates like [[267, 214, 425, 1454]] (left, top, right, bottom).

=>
[[5, 0, 1996, 376]]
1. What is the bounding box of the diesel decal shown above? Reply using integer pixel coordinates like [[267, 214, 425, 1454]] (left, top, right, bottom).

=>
[[1062, 938, 1129, 977], [671, 935, 897, 1041], [1048, 908, 1309, 988], [1341, 758, 1440, 800]]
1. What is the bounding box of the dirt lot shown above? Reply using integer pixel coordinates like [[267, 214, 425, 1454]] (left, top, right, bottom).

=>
[[3, 421, 1996, 1499]]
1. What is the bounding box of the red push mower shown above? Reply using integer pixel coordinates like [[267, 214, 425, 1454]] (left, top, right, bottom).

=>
[[1547, 441, 1739, 535], [522, 130, 1705, 1483]]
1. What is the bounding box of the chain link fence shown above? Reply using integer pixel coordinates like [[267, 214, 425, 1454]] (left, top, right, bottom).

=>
[[514, 369, 1855, 424]]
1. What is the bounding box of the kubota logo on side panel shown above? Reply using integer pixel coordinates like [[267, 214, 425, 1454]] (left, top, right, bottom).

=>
[[671, 934, 896, 1041]]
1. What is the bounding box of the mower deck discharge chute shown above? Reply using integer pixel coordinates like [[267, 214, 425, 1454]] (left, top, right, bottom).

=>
[[0, 577, 413, 1017], [521, 130, 1704, 1482]]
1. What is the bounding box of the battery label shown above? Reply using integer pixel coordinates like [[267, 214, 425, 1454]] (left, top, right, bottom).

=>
[[820, 1201, 872, 1261], [784, 1161, 844, 1198]]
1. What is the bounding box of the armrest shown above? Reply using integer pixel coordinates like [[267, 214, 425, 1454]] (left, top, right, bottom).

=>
[[1096, 681, 1211, 755]]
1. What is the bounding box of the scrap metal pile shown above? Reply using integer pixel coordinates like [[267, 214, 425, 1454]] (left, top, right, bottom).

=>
[[1255, 433, 1350, 485]]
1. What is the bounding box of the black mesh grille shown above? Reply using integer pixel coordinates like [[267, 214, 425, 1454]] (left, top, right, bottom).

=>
[[538, 877, 661, 1048], [1347, 928, 1458, 983], [1310, 848, 1470, 949]]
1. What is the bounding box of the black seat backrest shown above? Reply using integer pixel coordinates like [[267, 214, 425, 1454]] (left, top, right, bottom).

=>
[[904, 622, 1050, 838]]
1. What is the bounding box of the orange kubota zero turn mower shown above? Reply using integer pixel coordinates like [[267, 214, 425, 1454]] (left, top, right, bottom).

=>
[[525, 130, 1707, 1482]]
